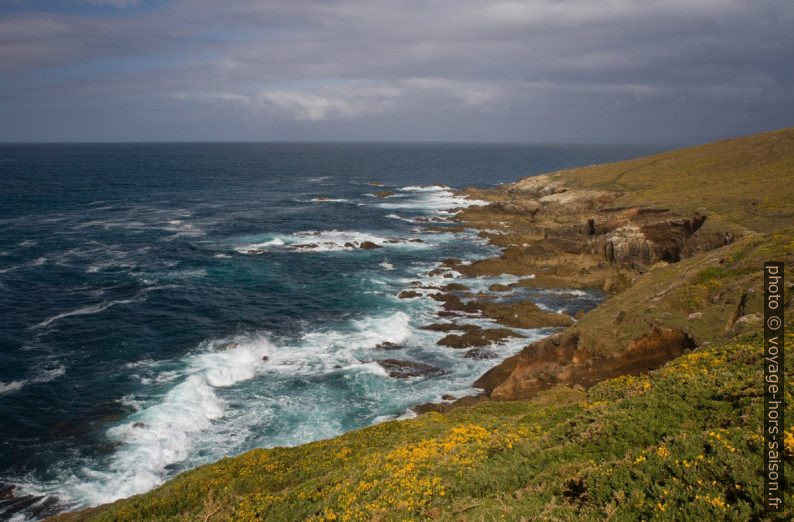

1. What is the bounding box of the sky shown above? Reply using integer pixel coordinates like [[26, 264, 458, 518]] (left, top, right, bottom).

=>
[[0, 0, 792, 143]]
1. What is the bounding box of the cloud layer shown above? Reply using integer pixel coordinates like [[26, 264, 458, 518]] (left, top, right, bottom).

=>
[[1, 0, 792, 142]]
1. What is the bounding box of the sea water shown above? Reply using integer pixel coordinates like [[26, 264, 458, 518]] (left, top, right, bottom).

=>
[[0, 142, 667, 519]]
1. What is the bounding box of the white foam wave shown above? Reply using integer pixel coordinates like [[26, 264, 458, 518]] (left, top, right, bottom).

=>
[[378, 188, 487, 212], [0, 365, 65, 396], [34, 286, 173, 328], [398, 185, 450, 192], [385, 213, 415, 222], [35, 299, 138, 329], [236, 230, 429, 254], [57, 312, 412, 506], [72, 339, 274, 505], [0, 380, 25, 395], [310, 198, 350, 203], [161, 219, 205, 239]]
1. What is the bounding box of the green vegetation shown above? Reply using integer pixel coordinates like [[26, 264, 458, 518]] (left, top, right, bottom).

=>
[[551, 127, 794, 233], [567, 228, 794, 359], [58, 328, 793, 521]]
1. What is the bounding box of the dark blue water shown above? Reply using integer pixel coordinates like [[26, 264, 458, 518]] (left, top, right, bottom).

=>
[[0, 143, 667, 519]]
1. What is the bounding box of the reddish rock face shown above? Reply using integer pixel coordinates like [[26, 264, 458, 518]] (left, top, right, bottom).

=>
[[475, 327, 696, 401]]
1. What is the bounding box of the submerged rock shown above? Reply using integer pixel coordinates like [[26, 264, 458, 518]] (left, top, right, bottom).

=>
[[373, 190, 394, 198], [376, 359, 447, 379], [463, 348, 499, 360], [374, 342, 402, 350]]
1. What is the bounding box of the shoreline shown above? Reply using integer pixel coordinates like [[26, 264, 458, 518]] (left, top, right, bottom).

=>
[[410, 168, 717, 412], [416, 127, 793, 407], [50, 127, 794, 520]]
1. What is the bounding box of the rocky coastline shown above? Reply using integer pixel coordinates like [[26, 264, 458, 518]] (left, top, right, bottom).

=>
[[48, 128, 794, 521], [410, 129, 794, 412]]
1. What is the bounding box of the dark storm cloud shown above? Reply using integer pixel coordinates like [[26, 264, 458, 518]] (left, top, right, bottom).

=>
[[0, 0, 792, 141]]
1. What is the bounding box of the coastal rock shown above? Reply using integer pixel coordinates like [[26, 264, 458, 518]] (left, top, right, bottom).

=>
[[733, 313, 761, 326], [412, 394, 488, 415], [476, 327, 696, 401], [439, 295, 480, 313], [488, 283, 512, 292], [421, 322, 480, 333], [463, 348, 499, 359], [376, 359, 447, 379], [489, 199, 542, 216], [398, 290, 421, 299], [373, 190, 394, 198], [359, 241, 382, 249], [437, 327, 523, 348], [442, 283, 469, 291], [474, 301, 573, 329], [374, 342, 402, 350]]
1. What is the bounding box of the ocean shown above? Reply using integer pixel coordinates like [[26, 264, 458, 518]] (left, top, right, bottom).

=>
[[0, 142, 667, 519]]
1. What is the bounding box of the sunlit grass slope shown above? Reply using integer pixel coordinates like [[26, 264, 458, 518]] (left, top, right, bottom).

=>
[[545, 127, 794, 233]]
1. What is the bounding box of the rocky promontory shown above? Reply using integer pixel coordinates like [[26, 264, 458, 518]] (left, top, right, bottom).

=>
[[450, 128, 794, 403]]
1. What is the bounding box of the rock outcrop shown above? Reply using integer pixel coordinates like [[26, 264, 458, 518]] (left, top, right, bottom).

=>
[[376, 359, 447, 379]]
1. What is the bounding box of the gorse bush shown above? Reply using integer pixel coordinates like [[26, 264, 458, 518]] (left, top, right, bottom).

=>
[[59, 328, 792, 521]]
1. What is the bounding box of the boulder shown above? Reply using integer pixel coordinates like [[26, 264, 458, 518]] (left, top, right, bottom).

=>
[[374, 342, 402, 350], [475, 301, 573, 329], [376, 359, 447, 379], [437, 327, 523, 348], [463, 348, 499, 359]]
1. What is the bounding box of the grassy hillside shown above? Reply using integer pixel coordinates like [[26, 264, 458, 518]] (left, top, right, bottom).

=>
[[57, 327, 793, 521], [538, 127, 794, 233]]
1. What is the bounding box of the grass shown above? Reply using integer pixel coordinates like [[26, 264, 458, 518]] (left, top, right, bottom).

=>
[[57, 326, 793, 521], [545, 127, 794, 233]]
